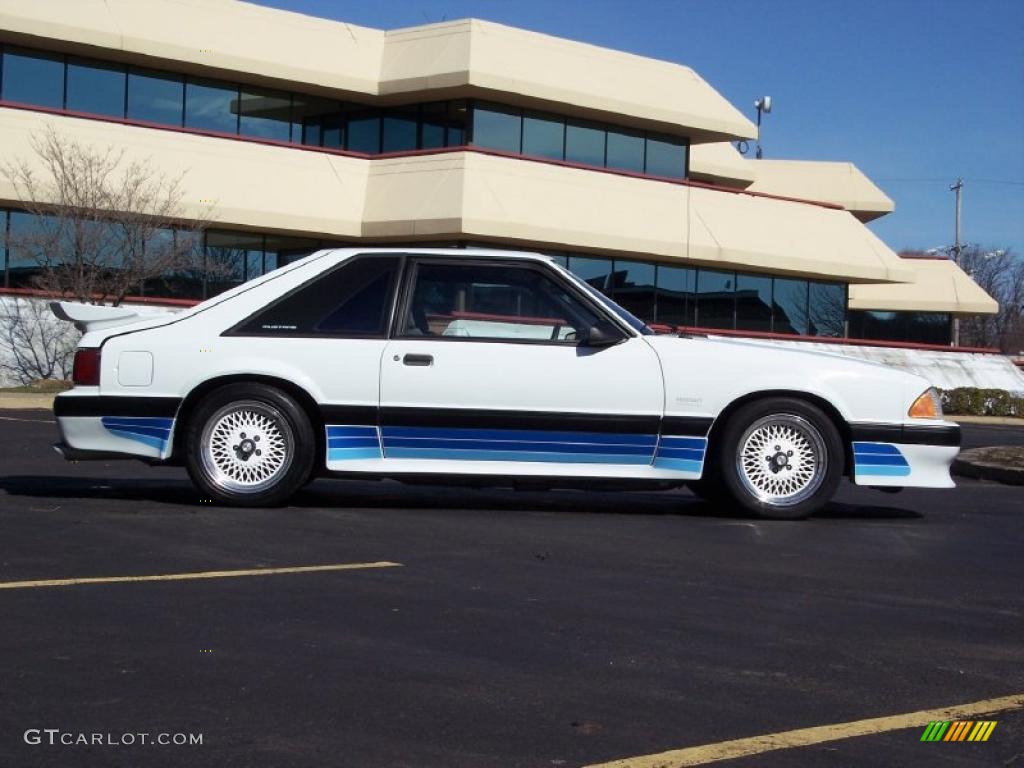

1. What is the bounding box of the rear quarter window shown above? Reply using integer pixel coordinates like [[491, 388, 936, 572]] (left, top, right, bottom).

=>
[[227, 255, 400, 337]]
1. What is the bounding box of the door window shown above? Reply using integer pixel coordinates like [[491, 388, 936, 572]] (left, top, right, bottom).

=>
[[402, 262, 603, 342]]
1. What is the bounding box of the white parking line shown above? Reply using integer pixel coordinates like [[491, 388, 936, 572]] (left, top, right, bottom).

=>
[[584, 692, 1024, 767], [0, 415, 56, 423], [0, 561, 402, 590]]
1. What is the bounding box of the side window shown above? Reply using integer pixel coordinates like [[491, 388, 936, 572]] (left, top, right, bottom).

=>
[[230, 256, 399, 337], [402, 262, 601, 342]]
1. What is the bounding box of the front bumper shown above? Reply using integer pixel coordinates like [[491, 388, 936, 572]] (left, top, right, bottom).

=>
[[850, 421, 961, 488]]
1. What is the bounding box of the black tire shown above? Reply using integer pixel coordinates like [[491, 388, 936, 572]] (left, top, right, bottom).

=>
[[185, 383, 315, 507], [715, 397, 843, 520]]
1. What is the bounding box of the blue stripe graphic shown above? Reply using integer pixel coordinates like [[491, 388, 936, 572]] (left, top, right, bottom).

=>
[[325, 425, 382, 462], [853, 442, 904, 457], [658, 436, 707, 450], [652, 458, 704, 473], [379, 425, 660, 464], [101, 416, 173, 453], [381, 426, 657, 447], [856, 464, 912, 477], [384, 447, 653, 464], [853, 442, 911, 478], [653, 436, 707, 476], [381, 437, 654, 455]]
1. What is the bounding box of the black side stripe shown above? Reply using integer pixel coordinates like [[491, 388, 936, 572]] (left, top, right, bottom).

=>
[[54, 396, 182, 418], [319, 405, 378, 425], [850, 423, 961, 447], [661, 416, 714, 437]]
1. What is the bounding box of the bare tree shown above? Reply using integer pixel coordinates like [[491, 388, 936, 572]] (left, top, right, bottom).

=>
[[2, 126, 216, 305], [0, 297, 79, 385], [958, 247, 1024, 353]]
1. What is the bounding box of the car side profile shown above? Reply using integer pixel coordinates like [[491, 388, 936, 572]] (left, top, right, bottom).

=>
[[51, 248, 960, 519]]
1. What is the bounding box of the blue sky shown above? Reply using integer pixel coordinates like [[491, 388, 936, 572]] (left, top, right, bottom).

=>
[[255, 0, 1024, 256]]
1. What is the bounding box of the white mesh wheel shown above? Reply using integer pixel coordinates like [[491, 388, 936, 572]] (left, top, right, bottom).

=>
[[735, 413, 828, 508], [199, 400, 295, 494]]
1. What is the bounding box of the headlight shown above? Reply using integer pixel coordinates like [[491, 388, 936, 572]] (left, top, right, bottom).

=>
[[908, 387, 943, 419]]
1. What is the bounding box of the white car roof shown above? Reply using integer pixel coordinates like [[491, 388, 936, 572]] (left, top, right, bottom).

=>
[[318, 247, 555, 262]]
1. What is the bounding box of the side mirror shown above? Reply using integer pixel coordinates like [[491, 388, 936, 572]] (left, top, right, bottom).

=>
[[578, 320, 625, 348]]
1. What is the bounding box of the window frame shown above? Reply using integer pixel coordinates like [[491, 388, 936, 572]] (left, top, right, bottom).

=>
[[393, 256, 633, 347], [222, 253, 406, 339]]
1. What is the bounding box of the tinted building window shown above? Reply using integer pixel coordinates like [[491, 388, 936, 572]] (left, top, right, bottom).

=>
[[293, 95, 342, 147], [2, 47, 64, 108], [696, 269, 735, 328], [127, 68, 184, 125], [233, 255, 399, 336], [420, 102, 447, 149], [472, 102, 521, 152], [567, 256, 613, 292], [565, 120, 605, 167], [238, 88, 291, 142], [446, 101, 468, 146], [611, 260, 656, 321], [655, 265, 695, 326], [185, 78, 238, 134], [381, 107, 418, 152], [265, 234, 320, 268], [346, 112, 381, 153], [645, 135, 687, 179], [66, 58, 125, 117], [606, 129, 645, 173], [773, 278, 809, 335], [735, 274, 773, 332], [848, 311, 951, 345], [522, 112, 564, 160], [809, 281, 846, 337]]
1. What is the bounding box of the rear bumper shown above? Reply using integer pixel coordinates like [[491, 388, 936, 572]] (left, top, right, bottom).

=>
[[54, 392, 179, 461]]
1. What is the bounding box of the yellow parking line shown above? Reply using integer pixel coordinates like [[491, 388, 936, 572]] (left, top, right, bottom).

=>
[[0, 561, 402, 590], [584, 693, 1024, 768]]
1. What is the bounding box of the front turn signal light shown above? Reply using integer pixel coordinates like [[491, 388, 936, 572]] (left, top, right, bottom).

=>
[[909, 387, 943, 419]]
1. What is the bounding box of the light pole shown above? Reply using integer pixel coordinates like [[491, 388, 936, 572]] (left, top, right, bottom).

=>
[[950, 178, 963, 346], [754, 96, 772, 159]]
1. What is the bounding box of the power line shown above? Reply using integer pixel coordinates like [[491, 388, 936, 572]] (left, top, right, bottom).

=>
[[876, 177, 1024, 186]]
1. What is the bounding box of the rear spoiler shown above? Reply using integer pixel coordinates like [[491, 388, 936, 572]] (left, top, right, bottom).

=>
[[49, 301, 174, 333]]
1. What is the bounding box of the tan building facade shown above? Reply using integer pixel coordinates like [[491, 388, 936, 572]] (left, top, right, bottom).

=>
[[0, 0, 997, 345]]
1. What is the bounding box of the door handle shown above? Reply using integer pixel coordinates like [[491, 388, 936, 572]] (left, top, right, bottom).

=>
[[403, 353, 433, 367]]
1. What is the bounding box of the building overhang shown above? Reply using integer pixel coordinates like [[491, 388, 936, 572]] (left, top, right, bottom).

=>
[[0, 106, 911, 285], [849, 258, 999, 315], [747, 159, 895, 222], [0, 1, 757, 143]]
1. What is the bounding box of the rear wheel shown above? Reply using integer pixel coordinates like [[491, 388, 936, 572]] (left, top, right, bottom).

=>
[[185, 383, 315, 506], [715, 398, 843, 520]]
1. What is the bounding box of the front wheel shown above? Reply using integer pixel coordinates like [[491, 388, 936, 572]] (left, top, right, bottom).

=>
[[715, 398, 843, 520], [185, 383, 315, 507]]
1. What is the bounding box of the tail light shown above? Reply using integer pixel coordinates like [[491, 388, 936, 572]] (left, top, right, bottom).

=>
[[72, 348, 101, 386]]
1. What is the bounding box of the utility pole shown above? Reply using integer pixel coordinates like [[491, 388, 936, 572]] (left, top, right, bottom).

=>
[[951, 178, 963, 346]]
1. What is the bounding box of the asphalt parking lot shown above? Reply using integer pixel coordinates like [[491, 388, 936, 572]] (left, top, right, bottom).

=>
[[1, 410, 1022, 768]]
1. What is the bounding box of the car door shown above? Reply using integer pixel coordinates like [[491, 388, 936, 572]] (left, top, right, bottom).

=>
[[378, 257, 665, 477]]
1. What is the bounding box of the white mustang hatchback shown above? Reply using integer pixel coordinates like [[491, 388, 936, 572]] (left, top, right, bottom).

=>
[[51, 248, 960, 519]]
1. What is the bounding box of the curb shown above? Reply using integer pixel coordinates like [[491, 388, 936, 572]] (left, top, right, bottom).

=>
[[953, 448, 1024, 486], [949, 415, 1024, 426], [0, 393, 56, 410]]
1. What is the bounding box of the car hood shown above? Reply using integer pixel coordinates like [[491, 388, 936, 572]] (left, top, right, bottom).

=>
[[646, 333, 934, 426]]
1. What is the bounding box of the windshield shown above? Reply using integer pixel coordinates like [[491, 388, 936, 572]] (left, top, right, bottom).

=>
[[556, 264, 653, 335]]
